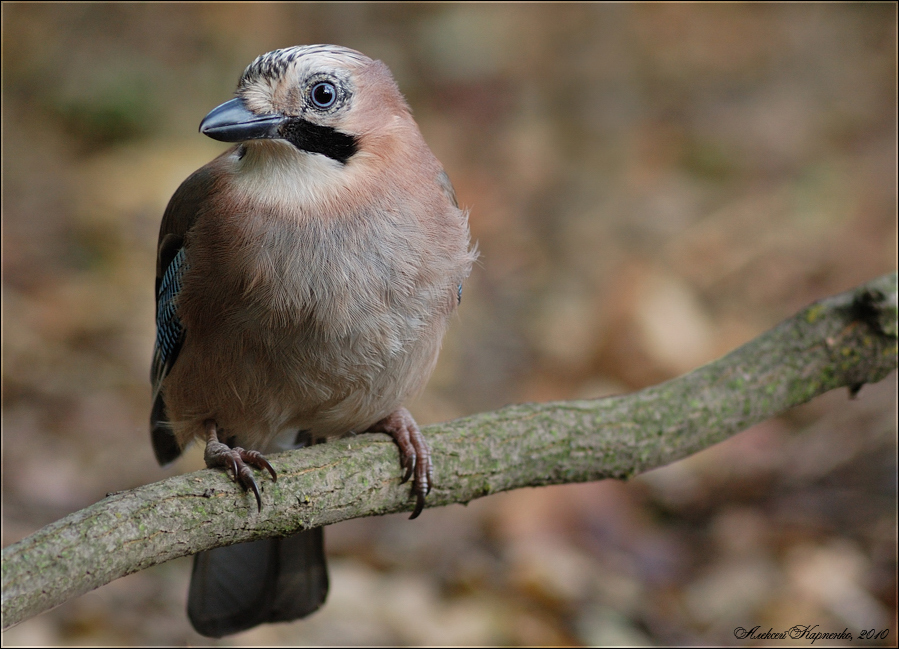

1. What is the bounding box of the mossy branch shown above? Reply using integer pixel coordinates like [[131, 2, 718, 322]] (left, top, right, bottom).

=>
[[2, 272, 896, 630]]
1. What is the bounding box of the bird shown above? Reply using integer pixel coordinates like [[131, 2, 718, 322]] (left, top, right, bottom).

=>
[[150, 44, 476, 638]]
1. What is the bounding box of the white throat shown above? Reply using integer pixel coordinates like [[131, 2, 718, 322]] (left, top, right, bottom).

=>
[[232, 140, 349, 210]]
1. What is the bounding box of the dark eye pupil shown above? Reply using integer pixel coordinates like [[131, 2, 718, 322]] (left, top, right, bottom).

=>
[[311, 82, 336, 108]]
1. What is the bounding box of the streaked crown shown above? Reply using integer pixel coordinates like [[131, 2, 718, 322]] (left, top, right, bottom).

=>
[[239, 45, 370, 90]]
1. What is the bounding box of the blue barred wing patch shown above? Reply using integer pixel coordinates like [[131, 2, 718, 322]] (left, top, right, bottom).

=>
[[155, 247, 187, 373]]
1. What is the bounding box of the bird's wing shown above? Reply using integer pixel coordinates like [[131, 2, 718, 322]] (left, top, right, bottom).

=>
[[437, 169, 467, 305], [150, 151, 233, 465]]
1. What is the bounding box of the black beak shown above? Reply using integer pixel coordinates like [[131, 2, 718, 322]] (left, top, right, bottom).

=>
[[200, 98, 285, 143]]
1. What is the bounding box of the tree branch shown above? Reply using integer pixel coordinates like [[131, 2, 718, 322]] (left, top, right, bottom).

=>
[[2, 272, 896, 630]]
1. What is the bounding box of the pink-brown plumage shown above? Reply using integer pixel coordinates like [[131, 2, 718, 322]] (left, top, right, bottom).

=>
[[150, 45, 474, 636], [161, 51, 472, 451]]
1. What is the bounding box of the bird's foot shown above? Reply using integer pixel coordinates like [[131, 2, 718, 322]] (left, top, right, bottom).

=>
[[203, 419, 277, 511], [367, 408, 432, 519]]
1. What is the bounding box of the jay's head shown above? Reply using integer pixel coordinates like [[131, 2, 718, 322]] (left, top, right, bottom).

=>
[[200, 45, 414, 167]]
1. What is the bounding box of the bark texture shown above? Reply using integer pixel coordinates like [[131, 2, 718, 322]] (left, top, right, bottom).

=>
[[2, 272, 896, 630]]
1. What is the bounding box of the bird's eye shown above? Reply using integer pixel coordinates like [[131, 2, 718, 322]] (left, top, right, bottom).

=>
[[310, 82, 337, 109]]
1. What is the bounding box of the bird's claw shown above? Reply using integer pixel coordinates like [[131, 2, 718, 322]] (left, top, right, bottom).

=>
[[203, 420, 277, 512], [367, 408, 433, 519], [400, 454, 414, 485]]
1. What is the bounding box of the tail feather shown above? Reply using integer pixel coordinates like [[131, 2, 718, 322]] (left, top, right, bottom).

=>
[[187, 528, 329, 638]]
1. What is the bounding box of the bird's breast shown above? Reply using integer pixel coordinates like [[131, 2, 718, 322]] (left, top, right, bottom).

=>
[[171, 187, 458, 432], [164, 147, 471, 446]]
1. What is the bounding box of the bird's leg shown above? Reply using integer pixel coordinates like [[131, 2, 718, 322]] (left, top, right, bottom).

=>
[[367, 408, 432, 519], [203, 419, 277, 511]]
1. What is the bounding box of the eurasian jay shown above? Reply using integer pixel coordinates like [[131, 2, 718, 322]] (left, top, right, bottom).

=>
[[150, 45, 475, 637]]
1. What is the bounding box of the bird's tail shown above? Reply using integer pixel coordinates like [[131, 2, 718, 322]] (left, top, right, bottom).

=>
[[187, 528, 329, 637]]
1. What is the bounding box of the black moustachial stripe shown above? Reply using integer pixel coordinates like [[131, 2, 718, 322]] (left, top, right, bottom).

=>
[[279, 118, 358, 164]]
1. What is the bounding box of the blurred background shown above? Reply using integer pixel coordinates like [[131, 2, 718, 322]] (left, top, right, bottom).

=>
[[2, 4, 896, 645]]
